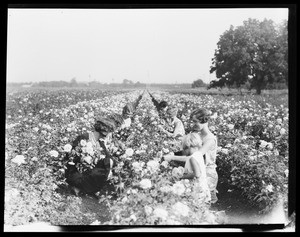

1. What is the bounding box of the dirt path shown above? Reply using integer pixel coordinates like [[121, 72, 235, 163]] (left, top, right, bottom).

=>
[[212, 182, 288, 225]]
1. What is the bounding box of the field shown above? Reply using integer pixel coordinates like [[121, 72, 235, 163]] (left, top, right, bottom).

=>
[[5, 86, 291, 229]]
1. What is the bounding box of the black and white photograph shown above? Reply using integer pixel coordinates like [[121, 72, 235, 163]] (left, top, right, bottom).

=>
[[4, 5, 295, 232]]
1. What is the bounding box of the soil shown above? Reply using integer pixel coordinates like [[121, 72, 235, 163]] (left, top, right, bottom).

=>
[[58, 181, 288, 226], [211, 181, 288, 225]]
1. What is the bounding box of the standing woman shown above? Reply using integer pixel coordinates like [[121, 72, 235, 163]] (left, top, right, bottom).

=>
[[164, 108, 218, 203], [64, 117, 116, 196]]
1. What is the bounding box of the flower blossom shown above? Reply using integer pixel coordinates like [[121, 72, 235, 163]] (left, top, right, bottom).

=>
[[132, 161, 144, 172], [171, 181, 186, 196], [153, 207, 168, 220], [172, 202, 190, 217], [49, 150, 59, 158], [172, 167, 185, 179], [139, 179, 152, 189], [83, 156, 93, 164], [227, 124, 234, 130], [280, 128, 286, 135], [147, 160, 160, 173], [11, 155, 26, 166], [259, 140, 268, 149], [160, 161, 169, 168], [266, 184, 274, 193], [63, 144, 72, 152], [125, 148, 134, 157], [80, 140, 87, 147], [160, 185, 171, 193]]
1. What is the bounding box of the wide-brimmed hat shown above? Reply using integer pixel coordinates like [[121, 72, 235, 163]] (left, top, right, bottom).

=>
[[94, 117, 116, 134]]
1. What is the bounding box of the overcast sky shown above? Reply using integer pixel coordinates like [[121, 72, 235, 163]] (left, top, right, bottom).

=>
[[7, 8, 288, 84]]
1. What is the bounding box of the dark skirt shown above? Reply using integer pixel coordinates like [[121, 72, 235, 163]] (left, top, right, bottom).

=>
[[65, 164, 110, 194]]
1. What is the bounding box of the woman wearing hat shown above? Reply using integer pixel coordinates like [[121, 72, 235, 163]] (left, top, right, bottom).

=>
[[64, 117, 117, 196], [158, 105, 185, 138], [164, 108, 218, 203]]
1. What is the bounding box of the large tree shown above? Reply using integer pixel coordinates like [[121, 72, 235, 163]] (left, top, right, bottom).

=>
[[210, 18, 288, 94]]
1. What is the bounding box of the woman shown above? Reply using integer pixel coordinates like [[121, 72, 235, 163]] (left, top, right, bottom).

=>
[[158, 106, 185, 138], [64, 117, 116, 196], [164, 108, 218, 203], [121, 103, 134, 128], [180, 133, 211, 202]]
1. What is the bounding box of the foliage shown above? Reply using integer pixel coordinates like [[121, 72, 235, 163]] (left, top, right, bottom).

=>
[[191, 79, 206, 88], [209, 18, 288, 94]]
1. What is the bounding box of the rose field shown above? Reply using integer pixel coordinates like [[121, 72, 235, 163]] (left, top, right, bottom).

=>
[[5, 87, 291, 228]]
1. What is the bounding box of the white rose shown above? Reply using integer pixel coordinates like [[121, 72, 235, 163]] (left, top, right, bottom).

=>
[[80, 140, 87, 147], [227, 124, 234, 130], [267, 142, 273, 150], [162, 148, 170, 154], [63, 144, 72, 153], [86, 146, 94, 156], [221, 148, 229, 155], [280, 128, 286, 135], [31, 157, 38, 162], [153, 207, 168, 220], [284, 169, 289, 177], [125, 148, 134, 157], [11, 155, 26, 166], [49, 150, 59, 158], [161, 161, 169, 168], [83, 156, 93, 164], [171, 181, 186, 196], [160, 185, 171, 193], [172, 167, 185, 179], [266, 184, 274, 193], [172, 202, 190, 217], [259, 140, 268, 149], [147, 160, 160, 173], [139, 179, 152, 189]]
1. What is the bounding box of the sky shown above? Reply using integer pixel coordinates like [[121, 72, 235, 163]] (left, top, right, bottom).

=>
[[6, 8, 288, 84]]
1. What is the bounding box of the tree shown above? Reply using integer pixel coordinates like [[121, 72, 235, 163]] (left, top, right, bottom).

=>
[[210, 18, 288, 94], [70, 77, 78, 87], [192, 79, 206, 88], [123, 79, 134, 85]]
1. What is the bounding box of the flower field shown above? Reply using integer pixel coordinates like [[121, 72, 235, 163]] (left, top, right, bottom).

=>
[[5, 87, 289, 226]]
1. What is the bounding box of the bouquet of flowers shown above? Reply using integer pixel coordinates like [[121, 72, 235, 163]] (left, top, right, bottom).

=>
[[64, 139, 105, 174]]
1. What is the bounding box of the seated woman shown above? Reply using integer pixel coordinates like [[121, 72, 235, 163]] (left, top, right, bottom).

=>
[[64, 117, 117, 196], [158, 106, 185, 138]]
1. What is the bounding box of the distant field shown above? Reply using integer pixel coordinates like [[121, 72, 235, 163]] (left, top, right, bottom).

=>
[[160, 87, 289, 96]]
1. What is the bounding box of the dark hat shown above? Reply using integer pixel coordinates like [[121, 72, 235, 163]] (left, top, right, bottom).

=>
[[94, 117, 116, 134]]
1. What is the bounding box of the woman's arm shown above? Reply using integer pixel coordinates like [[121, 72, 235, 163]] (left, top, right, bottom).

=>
[[164, 154, 190, 162], [173, 120, 185, 137]]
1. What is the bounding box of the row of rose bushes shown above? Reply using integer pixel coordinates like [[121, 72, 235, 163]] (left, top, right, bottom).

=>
[[96, 92, 227, 225], [6, 88, 129, 124], [5, 90, 143, 226], [150, 91, 289, 214]]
